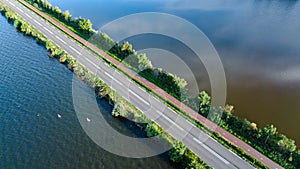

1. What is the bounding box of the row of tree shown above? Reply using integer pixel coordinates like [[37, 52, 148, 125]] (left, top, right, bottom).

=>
[[26, 0, 193, 106], [90, 32, 191, 102], [26, 0, 93, 36], [198, 91, 300, 168]]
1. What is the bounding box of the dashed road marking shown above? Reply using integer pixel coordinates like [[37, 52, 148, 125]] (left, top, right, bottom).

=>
[[16, 7, 23, 12], [33, 19, 42, 26], [85, 58, 100, 69], [129, 89, 149, 105], [193, 138, 230, 165], [156, 110, 184, 131], [8, 1, 16, 7], [25, 13, 32, 19], [104, 72, 122, 86], [44, 27, 53, 35], [55, 35, 66, 44], [69, 46, 82, 55]]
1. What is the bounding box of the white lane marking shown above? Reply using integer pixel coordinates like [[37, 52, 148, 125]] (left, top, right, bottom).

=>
[[8, 1, 16, 7], [207, 135, 218, 143], [156, 110, 184, 131], [129, 89, 149, 105], [69, 46, 82, 55], [55, 35, 66, 44], [185, 119, 193, 126], [25, 13, 32, 19], [135, 106, 144, 114], [85, 58, 100, 69], [193, 138, 230, 165], [228, 149, 244, 160], [167, 107, 173, 113], [44, 27, 53, 35], [16, 7, 23, 12], [104, 71, 114, 79], [153, 97, 160, 103], [157, 110, 171, 123], [33, 19, 42, 26], [104, 72, 122, 86]]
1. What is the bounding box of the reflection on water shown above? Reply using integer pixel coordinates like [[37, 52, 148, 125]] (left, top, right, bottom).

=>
[[47, 0, 300, 146]]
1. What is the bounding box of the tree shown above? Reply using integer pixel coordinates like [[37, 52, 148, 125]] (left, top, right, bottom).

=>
[[121, 41, 133, 51], [38, 0, 52, 11], [277, 134, 296, 153], [120, 41, 134, 59], [173, 74, 187, 90], [198, 91, 211, 116], [169, 141, 186, 162], [53, 6, 61, 16], [33, 3, 39, 8], [258, 125, 277, 144], [292, 151, 300, 168], [5, 11, 16, 21], [137, 53, 152, 71], [78, 19, 92, 34], [95, 83, 110, 98], [45, 40, 55, 51], [62, 10, 71, 22], [20, 22, 31, 35], [112, 102, 127, 117], [186, 160, 207, 169], [145, 122, 163, 137], [13, 19, 21, 29]]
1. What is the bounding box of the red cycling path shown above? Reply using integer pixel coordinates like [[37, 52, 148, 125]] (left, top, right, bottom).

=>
[[18, 0, 283, 168]]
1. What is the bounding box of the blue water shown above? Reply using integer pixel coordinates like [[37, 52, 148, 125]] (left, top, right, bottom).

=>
[[0, 15, 177, 169], [48, 0, 300, 146]]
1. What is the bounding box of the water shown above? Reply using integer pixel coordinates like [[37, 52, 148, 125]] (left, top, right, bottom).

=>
[[47, 0, 300, 146], [0, 16, 177, 168]]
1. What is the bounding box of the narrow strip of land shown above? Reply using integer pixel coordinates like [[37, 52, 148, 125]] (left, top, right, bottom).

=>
[[4, 0, 283, 169]]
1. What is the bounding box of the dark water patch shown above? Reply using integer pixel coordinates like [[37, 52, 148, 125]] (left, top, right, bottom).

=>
[[0, 15, 177, 169]]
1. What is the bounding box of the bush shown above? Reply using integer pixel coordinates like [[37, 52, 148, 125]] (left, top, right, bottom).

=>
[[169, 141, 186, 163], [145, 122, 163, 137]]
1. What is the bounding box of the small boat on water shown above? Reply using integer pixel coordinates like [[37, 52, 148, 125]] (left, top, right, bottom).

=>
[[57, 114, 62, 118], [86, 117, 91, 122]]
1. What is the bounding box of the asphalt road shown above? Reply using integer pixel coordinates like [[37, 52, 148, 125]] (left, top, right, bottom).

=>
[[3, 0, 281, 168]]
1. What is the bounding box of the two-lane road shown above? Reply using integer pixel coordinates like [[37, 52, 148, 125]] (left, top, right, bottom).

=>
[[3, 0, 282, 168]]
